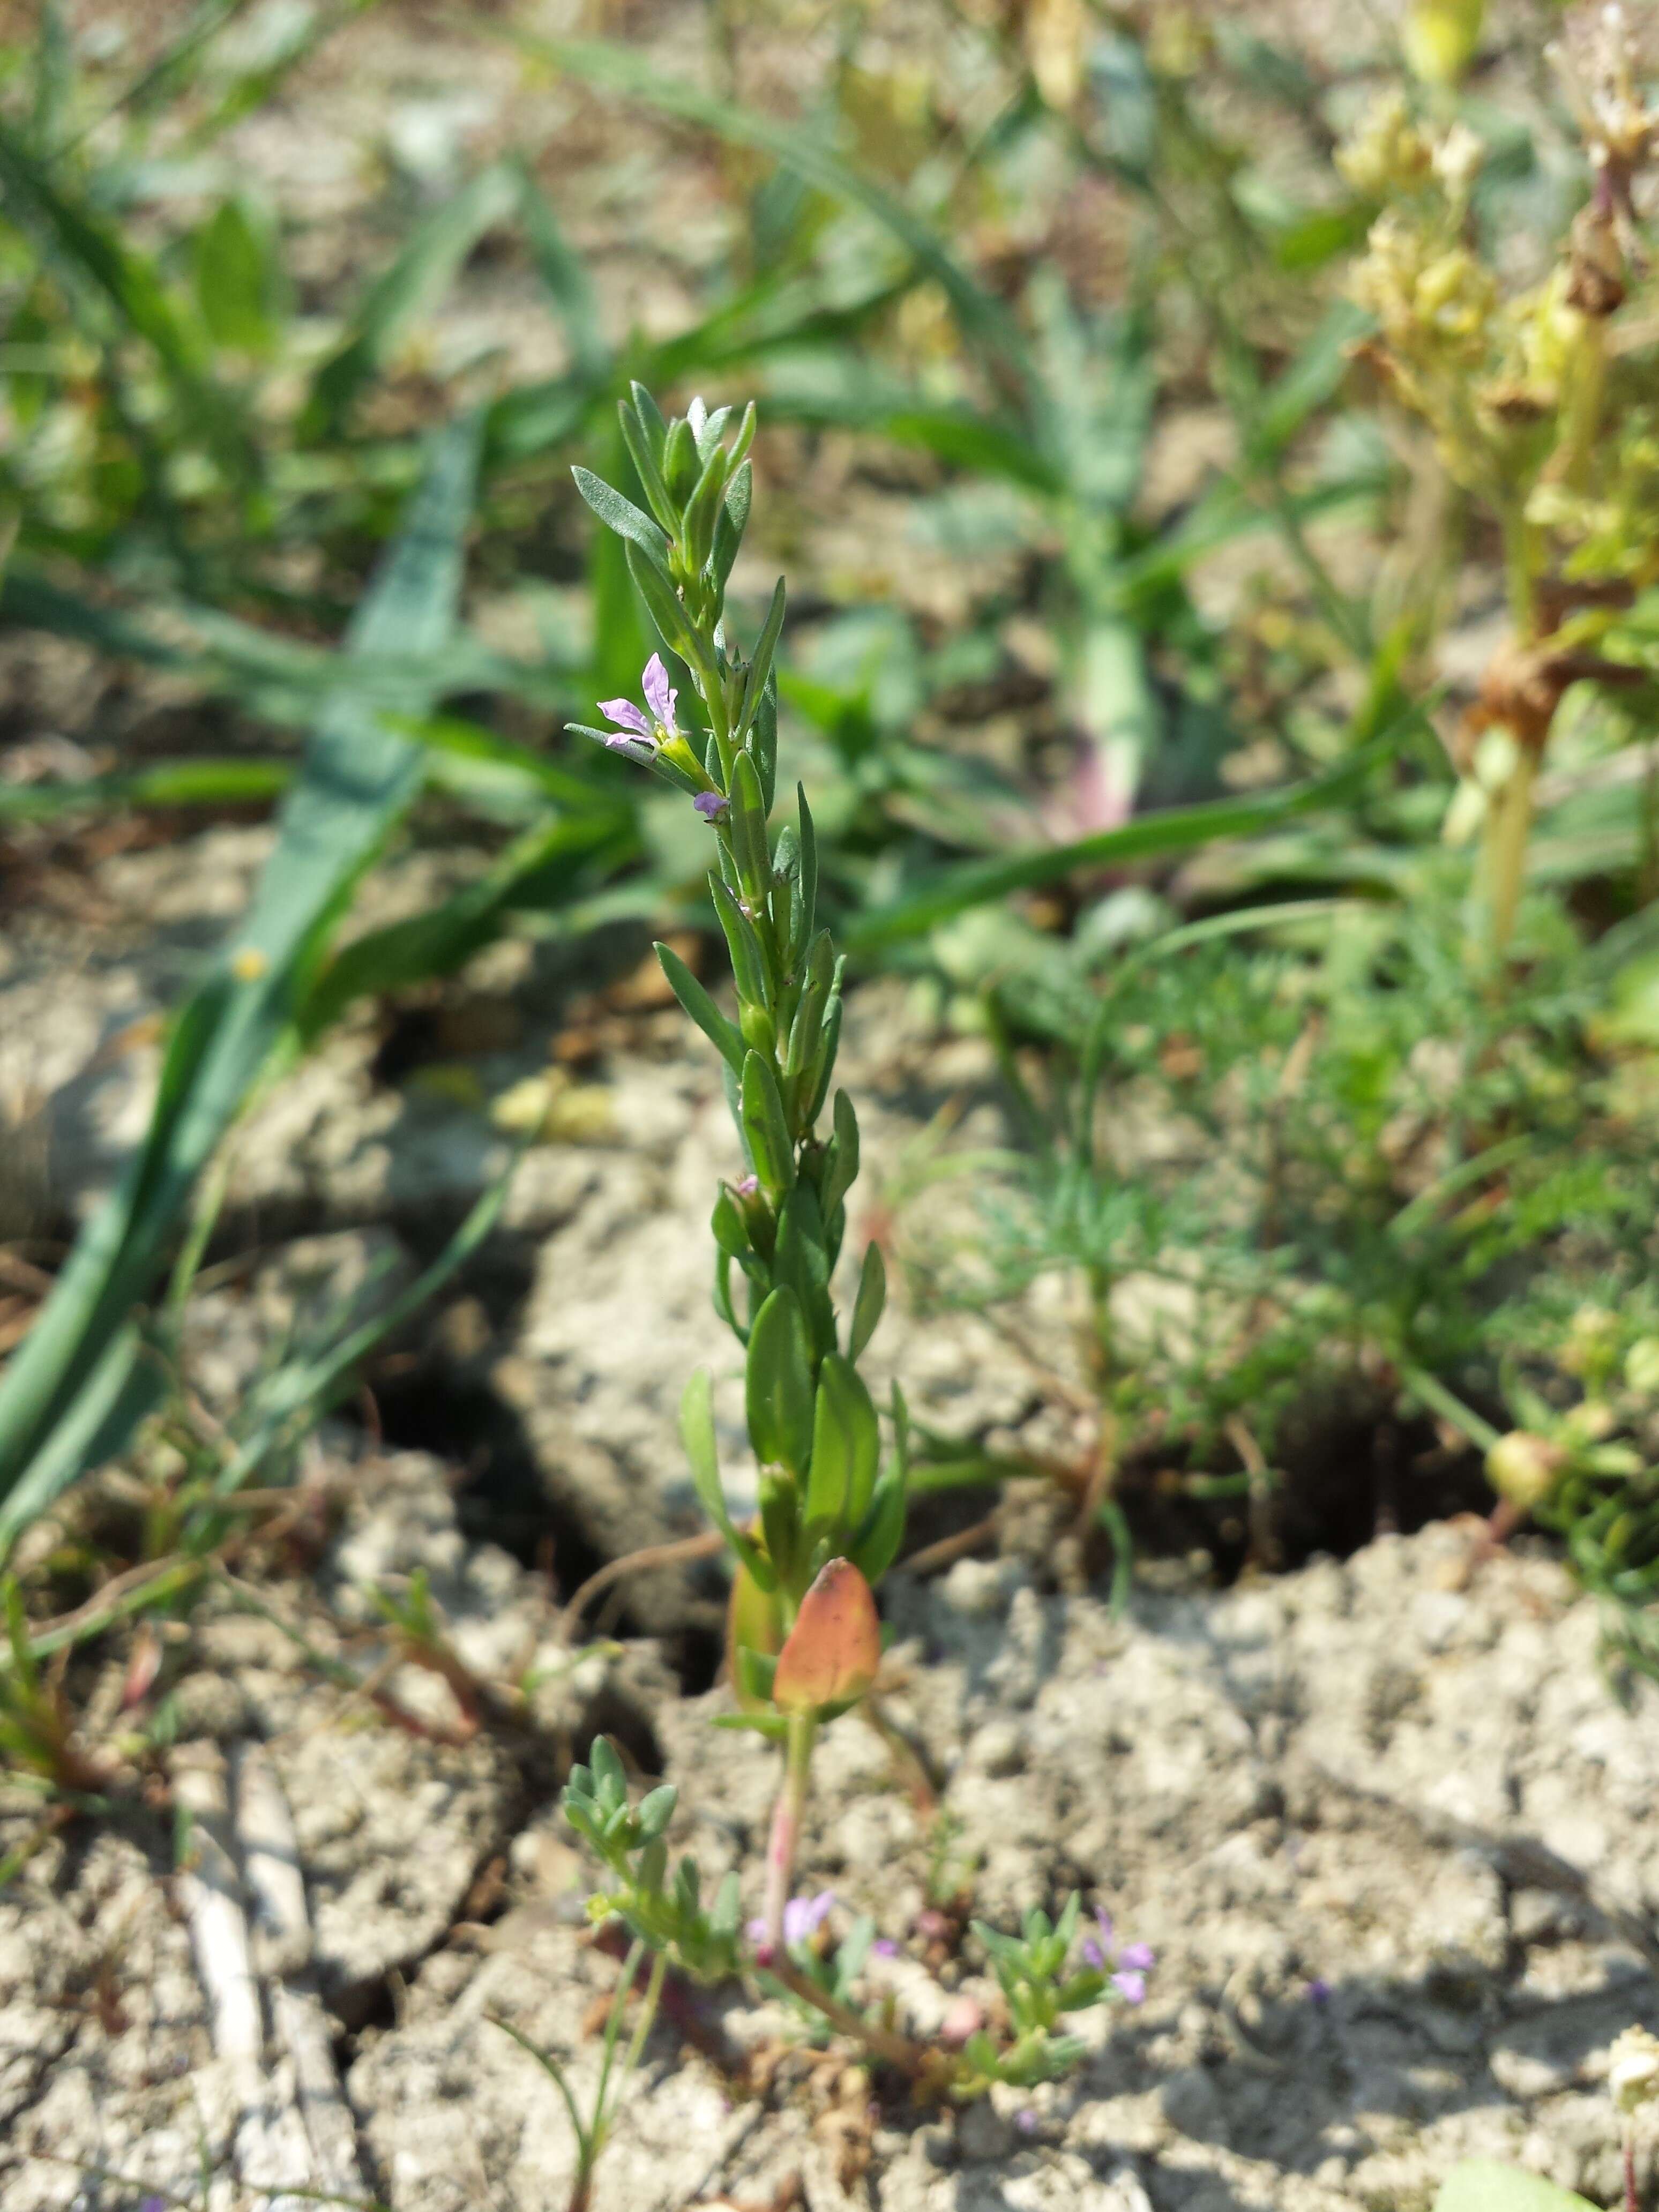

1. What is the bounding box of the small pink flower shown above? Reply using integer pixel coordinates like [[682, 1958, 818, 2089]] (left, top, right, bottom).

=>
[[597, 654, 679, 757], [1110, 1969, 1148, 2006], [693, 790, 729, 820]]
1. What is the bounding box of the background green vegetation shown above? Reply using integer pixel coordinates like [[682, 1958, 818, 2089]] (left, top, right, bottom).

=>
[[1, 0, 1657, 1815]]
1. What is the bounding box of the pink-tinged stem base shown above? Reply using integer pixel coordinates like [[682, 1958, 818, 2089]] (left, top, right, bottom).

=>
[[760, 1714, 817, 1958], [1626, 2129, 1639, 2212]]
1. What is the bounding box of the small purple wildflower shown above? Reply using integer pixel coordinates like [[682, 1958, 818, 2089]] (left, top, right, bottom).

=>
[[1082, 1908, 1155, 2002], [748, 1890, 837, 1951], [597, 653, 679, 757], [732, 1174, 759, 1199], [1307, 1976, 1332, 2009], [870, 1936, 900, 1958], [692, 790, 730, 821], [1014, 2109, 1040, 2136], [784, 1890, 836, 1947]]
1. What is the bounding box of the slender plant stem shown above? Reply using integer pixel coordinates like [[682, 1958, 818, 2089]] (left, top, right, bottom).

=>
[[1399, 1363, 1503, 1454], [761, 1712, 817, 1953], [766, 1954, 938, 2075], [1483, 743, 1538, 956], [621, 1947, 668, 2083], [1626, 2125, 1639, 2212]]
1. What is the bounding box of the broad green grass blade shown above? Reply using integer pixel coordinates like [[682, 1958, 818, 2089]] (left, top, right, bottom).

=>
[[0, 566, 538, 730], [504, 33, 1032, 389], [515, 159, 611, 385], [206, 1154, 522, 1499], [0, 416, 482, 1556], [296, 810, 632, 1040], [0, 114, 250, 479], [844, 737, 1399, 952], [301, 161, 524, 437], [181, 0, 386, 151], [0, 759, 289, 822]]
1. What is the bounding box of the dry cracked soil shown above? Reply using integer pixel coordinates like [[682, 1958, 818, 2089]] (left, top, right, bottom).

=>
[[3, 826, 1659, 2212]]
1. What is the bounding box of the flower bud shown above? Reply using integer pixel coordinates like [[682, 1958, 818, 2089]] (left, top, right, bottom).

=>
[[1403, 0, 1483, 87], [772, 1558, 880, 1715], [1485, 1430, 1568, 1512], [1609, 2026, 1659, 2116]]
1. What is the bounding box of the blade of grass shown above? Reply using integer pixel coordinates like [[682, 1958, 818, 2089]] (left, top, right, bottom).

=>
[[0, 759, 289, 822], [300, 161, 524, 438], [0, 115, 252, 482], [295, 810, 633, 1040], [844, 735, 1401, 952], [500, 31, 1032, 392], [0, 416, 482, 1556]]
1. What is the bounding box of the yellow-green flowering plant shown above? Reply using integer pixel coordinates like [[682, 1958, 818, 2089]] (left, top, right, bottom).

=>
[[1341, 4, 1659, 952]]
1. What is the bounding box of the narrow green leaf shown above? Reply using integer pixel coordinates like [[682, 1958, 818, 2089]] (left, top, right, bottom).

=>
[[820, 1090, 861, 1221], [774, 1183, 834, 1357], [710, 878, 771, 1012], [745, 1286, 814, 1476], [848, 1240, 886, 1363], [806, 1355, 879, 1530], [849, 1470, 907, 1585], [194, 196, 279, 355], [728, 751, 771, 896], [795, 785, 818, 956], [656, 943, 746, 1073], [617, 398, 678, 532], [624, 538, 694, 655], [571, 466, 672, 569], [740, 578, 788, 737], [740, 1050, 795, 1196]]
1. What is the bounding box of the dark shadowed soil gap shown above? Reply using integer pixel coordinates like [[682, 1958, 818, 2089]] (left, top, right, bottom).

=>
[[1110, 1410, 1494, 1585], [354, 1359, 726, 1699], [356, 1366, 608, 1591]]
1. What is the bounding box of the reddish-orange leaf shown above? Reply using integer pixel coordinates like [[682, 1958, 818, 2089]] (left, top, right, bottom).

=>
[[772, 1558, 880, 1715]]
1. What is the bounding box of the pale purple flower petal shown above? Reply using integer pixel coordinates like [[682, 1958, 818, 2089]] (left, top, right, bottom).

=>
[[641, 654, 678, 736], [1307, 1977, 1332, 2008], [1110, 1969, 1147, 2006], [1014, 2109, 1040, 2136], [782, 1889, 836, 1947], [597, 697, 652, 738], [1118, 1942, 1156, 1972], [1081, 1939, 1105, 1970], [870, 1937, 899, 1957], [1095, 1907, 1115, 1948], [692, 791, 729, 820]]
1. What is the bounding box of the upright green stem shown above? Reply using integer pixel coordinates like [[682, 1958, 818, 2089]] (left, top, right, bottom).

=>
[[1482, 742, 1537, 956], [618, 1948, 667, 2087], [1481, 502, 1541, 957], [761, 1711, 817, 1954]]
